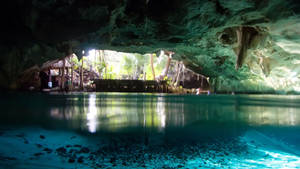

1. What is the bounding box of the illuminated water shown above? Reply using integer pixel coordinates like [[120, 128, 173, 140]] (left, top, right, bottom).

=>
[[0, 93, 300, 168]]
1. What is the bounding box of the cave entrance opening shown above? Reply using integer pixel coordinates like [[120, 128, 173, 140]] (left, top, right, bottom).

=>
[[79, 49, 174, 92], [37, 49, 209, 93]]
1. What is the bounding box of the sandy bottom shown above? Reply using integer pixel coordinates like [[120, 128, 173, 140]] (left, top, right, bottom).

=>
[[0, 127, 299, 169]]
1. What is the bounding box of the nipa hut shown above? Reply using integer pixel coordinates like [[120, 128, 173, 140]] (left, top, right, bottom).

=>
[[41, 57, 74, 90]]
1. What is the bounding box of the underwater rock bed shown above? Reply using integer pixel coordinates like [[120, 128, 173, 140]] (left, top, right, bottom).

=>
[[0, 127, 299, 168]]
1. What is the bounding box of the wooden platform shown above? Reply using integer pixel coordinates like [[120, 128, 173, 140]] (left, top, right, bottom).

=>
[[94, 79, 168, 92]]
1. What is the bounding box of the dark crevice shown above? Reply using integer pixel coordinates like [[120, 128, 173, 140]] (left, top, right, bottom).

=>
[[211, 0, 229, 15]]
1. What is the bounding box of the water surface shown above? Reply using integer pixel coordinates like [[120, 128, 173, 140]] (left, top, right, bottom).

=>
[[0, 93, 299, 168]]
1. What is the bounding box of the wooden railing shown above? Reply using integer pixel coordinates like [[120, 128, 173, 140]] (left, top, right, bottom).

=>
[[93, 79, 168, 93]]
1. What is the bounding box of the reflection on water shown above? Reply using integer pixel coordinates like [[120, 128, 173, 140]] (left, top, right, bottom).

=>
[[81, 94, 171, 132], [157, 97, 166, 129], [87, 94, 97, 133], [1, 93, 300, 133], [42, 94, 300, 133], [240, 106, 299, 126]]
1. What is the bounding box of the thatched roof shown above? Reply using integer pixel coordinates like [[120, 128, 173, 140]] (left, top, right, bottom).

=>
[[41, 59, 72, 69]]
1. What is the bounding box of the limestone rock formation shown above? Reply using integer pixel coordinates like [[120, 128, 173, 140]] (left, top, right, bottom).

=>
[[1, 0, 300, 92]]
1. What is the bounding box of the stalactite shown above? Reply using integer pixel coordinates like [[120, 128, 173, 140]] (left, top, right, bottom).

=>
[[234, 26, 259, 69], [234, 27, 244, 69]]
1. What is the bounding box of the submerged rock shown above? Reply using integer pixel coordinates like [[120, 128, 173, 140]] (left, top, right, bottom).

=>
[[88, 155, 95, 161], [33, 152, 43, 157], [177, 164, 184, 168], [74, 144, 82, 148], [56, 147, 67, 155], [70, 136, 77, 139], [68, 158, 75, 163], [68, 149, 78, 154], [43, 148, 52, 154], [110, 157, 116, 163], [36, 144, 43, 148], [15, 133, 25, 138], [79, 147, 90, 153], [0, 156, 17, 161], [77, 156, 84, 163]]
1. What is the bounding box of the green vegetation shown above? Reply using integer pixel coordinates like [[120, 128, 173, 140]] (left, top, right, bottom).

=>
[[70, 50, 169, 81]]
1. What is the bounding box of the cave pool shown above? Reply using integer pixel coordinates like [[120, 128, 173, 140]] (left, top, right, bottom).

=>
[[0, 93, 299, 168]]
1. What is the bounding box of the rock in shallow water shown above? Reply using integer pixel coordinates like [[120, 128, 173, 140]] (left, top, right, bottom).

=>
[[110, 157, 116, 163], [0, 156, 17, 161], [33, 152, 43, 157], [79, 147, 90, 153], [56, 147, 67, 155], [68, 158, 75, 163], [77, 156, 84, 163], [36, 144, 42, 148], [43, 148, 52, 154], [177, 164, 184, 168]]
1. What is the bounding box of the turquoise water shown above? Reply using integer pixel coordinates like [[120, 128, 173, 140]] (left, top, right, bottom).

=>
[[0, 93, 300, 168]]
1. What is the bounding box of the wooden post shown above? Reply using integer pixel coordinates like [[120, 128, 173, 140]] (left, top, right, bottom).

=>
[[172, 61, 179, 84], [163, 52, 172, 78], [182, 65, 185, 87], [61, 58, 66, 90], [150, 54, 155, 80], [80, 58, 84, 90], [48, 68, 52, 88], [71, 67, 74, 89], [58, 68, 61, 87], [66, 67, 69, 89], [99, 50, 102, 79], [175, 62, 182, 87]]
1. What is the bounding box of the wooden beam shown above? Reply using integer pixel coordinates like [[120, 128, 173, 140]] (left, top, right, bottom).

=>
[[61, 58, 66, 90], [150, 54, 155, 80], [48, 68, 52, 88], [71, 67, 74, 89], [163, 52, 173, 78], [80, 58, 84, 90]]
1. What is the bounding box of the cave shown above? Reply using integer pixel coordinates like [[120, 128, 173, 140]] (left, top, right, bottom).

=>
[[1, 0, 300, 168]]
